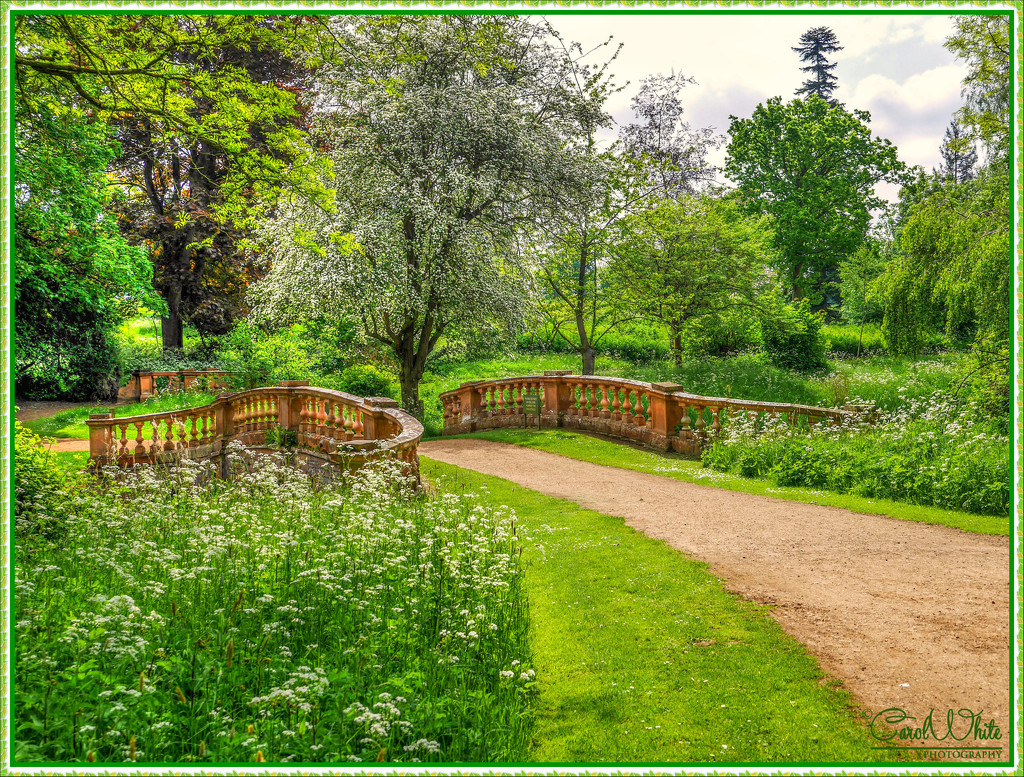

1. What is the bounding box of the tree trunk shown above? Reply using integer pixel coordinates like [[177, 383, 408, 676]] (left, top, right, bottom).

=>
[[856, 311, 866, 358], [398, 370, 424, 421], [581, 346, 597, 376], [161, 313, 184, 350], [670, 321, 683, 366], [161, 279, 184, 351]]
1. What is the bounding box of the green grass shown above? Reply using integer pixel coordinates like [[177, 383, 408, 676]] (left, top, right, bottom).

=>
[[23, 391, 218, 440], [447, 429, 1007, 537], [423, 459, 911, 764]]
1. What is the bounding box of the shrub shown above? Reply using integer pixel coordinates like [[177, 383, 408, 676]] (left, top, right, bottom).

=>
[[15, 453, 535, 763], [758, 297, 828, 372], [323, 364, 400, 400], [14, 417, 76, 534], [680, 309, 760, 357]]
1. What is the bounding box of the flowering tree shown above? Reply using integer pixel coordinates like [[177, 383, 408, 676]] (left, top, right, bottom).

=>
[[253, 16, 608, 416], [537, 72, 720, 374]]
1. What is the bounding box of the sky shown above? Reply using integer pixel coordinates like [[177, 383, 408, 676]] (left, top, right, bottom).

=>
[[544, 13, 968, 201]]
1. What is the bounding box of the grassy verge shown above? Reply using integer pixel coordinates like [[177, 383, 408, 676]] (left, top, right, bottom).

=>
[[423, 459, 909, 764], [447, 429, 1007, 537]]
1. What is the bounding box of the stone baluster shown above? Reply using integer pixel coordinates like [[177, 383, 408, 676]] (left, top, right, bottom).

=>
[[326, 402, 338, 443], [611, 386, 622, 420], [163, 417, 175, 451], [515, 383, 524, 415], [134, 420, 146, 456], [621, 390, 633, 424], [711, 407, 723, 437], [694, 405, 707, 439], [634, 391, 647, 425], [599, 384, 611, 418], [678, 401, 691, 440], [496, 384, 506, 415]]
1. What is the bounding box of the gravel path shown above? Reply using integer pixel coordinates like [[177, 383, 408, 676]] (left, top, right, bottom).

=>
[[421, 438, 1011, 757]]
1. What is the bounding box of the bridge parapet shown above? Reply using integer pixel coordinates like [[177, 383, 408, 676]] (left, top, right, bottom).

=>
[[87, 382, 423, 480], [440, 373, 860, 455]]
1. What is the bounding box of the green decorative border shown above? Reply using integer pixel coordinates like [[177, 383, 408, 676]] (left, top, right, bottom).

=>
[[1, 3, 1019, 776]]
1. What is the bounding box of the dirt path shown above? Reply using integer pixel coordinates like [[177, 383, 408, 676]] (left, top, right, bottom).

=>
[[422, 438, 1011, 757]]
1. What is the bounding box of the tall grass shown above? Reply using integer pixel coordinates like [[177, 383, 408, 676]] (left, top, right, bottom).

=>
[[15, 452, 533, 764]]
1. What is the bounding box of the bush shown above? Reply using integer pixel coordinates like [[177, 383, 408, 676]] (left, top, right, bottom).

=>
[[322, 364, 400, 400], [15, 453, 534, 763], [14, 417, 76, 534], [680, 309, 760, 357], [758, 297, 828, 372]]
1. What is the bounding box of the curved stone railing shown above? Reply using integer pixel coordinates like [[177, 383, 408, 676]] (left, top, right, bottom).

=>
[[87, 381, 423, 480], [440, 371, 862, 455]]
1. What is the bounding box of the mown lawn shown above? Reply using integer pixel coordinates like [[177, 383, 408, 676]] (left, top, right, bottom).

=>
[[423, 459, 912, 764], [447, 428, 1007, 537]]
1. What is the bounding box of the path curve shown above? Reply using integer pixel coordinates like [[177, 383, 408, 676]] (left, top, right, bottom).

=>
[[422, 438, 1011, 753]]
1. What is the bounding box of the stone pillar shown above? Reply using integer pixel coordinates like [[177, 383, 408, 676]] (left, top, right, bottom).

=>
[[647, 382, 684, 451], [361, 397, 399, 441], [139, 371, 155, 400], [540, 370, 573, 427], [277, 381, 308, 433], [454, 382, 484, 433], [86, 413, 114, 464]]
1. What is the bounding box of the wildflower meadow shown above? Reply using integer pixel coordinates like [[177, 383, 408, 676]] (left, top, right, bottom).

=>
[[15, 449, 534, 764]]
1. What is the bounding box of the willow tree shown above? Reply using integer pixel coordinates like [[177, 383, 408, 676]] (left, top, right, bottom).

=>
[[252, 16, 608, 417]]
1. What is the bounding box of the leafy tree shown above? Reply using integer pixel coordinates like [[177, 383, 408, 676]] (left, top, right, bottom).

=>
[[607, 195, 771, 365], [15, 15, 332, 349], [875, 160, 1008, 355], [538, 72, 720, 374], [937, 119, 977, 183], [792, 27, 843, 104], [945, 14, 1010, 155], [252, 16, 610, 416], [15, 103, 158, 399], [724, 95, 905, 308], [838, 242, 886, 356]]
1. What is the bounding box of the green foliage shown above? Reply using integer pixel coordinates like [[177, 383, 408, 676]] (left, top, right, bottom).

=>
[[219, 322, 313, 390], [608, 195, 771, 363], [14, 418, 76, 533], [517, 322, 670, 364], [15, 456, 533, 763], [15, 103, 157, 400], [877, 161, 1009, 355], [945, 14, 1010, 155], [725, 95, 905, 306], [264, 427, 299, 447], [678, 308, 761, 357], [822, 324, 885, 357], [703, 395, 1008, 516], [757, 297, 828, 371], [323, 364, 400, 401]]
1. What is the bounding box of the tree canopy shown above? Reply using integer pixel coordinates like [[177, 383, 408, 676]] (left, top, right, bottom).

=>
[[15, 101, 158, 398], [724, 95, 905, 308], [15, 14, 333, 348], [252, 15, 611, 414]]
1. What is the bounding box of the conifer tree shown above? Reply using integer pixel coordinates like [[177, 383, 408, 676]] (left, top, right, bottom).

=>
[[937, 119, 978, 183], [793, 27, 843, 104]]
